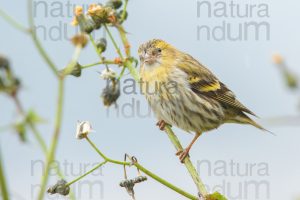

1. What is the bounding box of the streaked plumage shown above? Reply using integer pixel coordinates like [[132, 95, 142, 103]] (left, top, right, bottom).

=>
[[138, 39, 267, 162]]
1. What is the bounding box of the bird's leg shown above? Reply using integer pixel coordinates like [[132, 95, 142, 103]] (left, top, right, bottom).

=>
[[156, 120, 167, 131], [176, 132, 202, 163]]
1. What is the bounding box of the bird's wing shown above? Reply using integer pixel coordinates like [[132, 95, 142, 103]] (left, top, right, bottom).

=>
[[177, 53, 256, 116]]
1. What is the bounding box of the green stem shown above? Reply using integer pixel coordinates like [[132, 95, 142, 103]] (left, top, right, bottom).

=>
[[104, 24, 124, 59], [0, 147, 9, 200], [81, 60, 116, 69], [0, 8, 29, 33], [66, 161, 107, 187], [85, 136, 198, 200], [117, 66, 126, 80], [165, 126, 208, 197], [117, 25, 131, 57], [27, 0, 59, 77], [121, 0, 128, 22], [135, 163, 198, 200], [12, 96, 76, 200], [124, 60, 139, 82], [89, 34, 105, 60], [36, 79, 64, 200], [13, 96, 48, 153]]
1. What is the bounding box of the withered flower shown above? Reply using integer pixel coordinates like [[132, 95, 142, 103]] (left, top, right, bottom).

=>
[[76, 121, 94, 139], [71, 33, 89, 48], [47, 179, 70, 196], [101, 79, 120, 107]]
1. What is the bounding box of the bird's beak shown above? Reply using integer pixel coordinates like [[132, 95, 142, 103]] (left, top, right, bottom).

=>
[[143, 53, 152, 63]]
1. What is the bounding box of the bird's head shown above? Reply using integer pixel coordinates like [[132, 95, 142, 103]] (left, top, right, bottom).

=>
[[138, 39, 175, 68]]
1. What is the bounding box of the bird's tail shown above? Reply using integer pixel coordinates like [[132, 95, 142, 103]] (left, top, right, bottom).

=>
[[228, 112, 274, 135]]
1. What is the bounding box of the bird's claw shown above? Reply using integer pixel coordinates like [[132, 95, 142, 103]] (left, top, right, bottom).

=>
[[156, 120, 167, 131], [176, 149, 190, 163]]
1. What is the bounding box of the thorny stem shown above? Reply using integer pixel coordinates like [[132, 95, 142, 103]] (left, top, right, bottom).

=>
[[0, 8, 30, 33], [66, 161, 108, 187], [85, 136, 198, 200]]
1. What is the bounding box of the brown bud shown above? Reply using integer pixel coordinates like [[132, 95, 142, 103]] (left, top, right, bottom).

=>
[[71, 34, 88, 48]]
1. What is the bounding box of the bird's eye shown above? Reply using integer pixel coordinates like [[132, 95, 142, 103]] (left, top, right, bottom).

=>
[[157, 48, 162, 53]]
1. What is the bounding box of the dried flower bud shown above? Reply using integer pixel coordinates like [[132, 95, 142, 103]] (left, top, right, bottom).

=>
[[119, 176, 146, 199], [133, 176, 147, 183], [47, 179, 70, 196], [101, 79, 120, 107], [71, 34, 88, 48], [88, 4, 113, 24], [96, 38, 107, 53], [272, 53, 284, 65], [120, 179, 135, 198], [106, 0, 123, 9], [100, 68, 116, 80], [76, 121, 94, 139]]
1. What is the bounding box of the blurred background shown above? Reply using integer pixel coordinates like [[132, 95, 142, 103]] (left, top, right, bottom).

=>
[[1, 0, 300, 199]]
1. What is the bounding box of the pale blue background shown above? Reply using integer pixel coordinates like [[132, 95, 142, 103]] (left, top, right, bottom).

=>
[[1, 0, 300, 200]]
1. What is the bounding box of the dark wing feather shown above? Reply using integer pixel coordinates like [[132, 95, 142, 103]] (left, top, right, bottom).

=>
[[177, 53, 257, 116]]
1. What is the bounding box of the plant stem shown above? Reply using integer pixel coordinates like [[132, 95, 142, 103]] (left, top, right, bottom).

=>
[[36, 78, 64, 200], [27, 0, 59, 77], [135, 163, 198, 200], [0, 147, 9, 200], [85, 136, 198, 200], [0, 8, 29, 33], [121, 0, 128, 22], [12, 96, 48, 153], [81, 60, 116, 69], [117, 25, 131, 57], [85, 137, 129, 165], [12, 95, 76, 200], [66, 161, 107, 187], [165, 126, 208, 197], [104, 25, 124, 59]]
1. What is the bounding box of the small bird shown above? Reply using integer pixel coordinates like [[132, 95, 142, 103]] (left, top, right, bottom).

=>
[[138, 39, 269, 163]]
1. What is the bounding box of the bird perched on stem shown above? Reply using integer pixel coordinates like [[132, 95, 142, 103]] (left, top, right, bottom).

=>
[[138, 39, 269, 163]]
